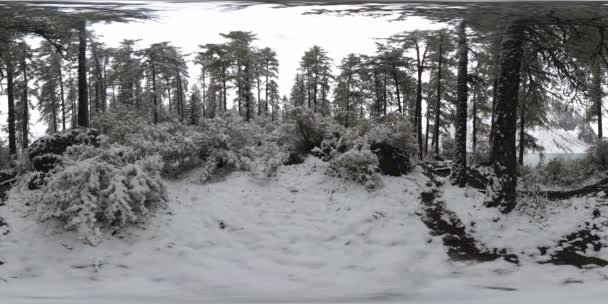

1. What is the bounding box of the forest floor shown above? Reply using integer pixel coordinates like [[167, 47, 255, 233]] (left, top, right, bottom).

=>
[[1, 157, 608, 303]]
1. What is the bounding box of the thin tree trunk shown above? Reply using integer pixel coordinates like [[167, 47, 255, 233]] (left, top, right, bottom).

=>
[[152, 63, 159, 124], [245, 64, 251, 122], [472, 83, 478, 151], [488, 19, 525, 213], [58, 58, 66, 131], [265, 66, 269, 115], [4, 46, 17, 156], [21, 44, 29, 149], [77, 20, 89, 128], [452, 20, 468, 187], [433, 36, 444, 156], [257, 77, 262, 116], [518, 96, 525, 166], [414, 43, 427, 160], [392, 67, 401, 113], [593, 58, 603, 139]]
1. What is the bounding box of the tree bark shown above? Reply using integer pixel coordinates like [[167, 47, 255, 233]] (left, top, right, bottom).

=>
[[21, 44, 29, 149], [4, 46, 17, 155], [392, 66, 401, 113], [414, 42, 427, 160], [152, 63, 159, 124], [58, 58, 66, 131], [592, 58, 603, 139], [518, 96, 525, 166], [77, 20, 89, 128], [433, 35, 444, 156], [488, 19, 526, 213], [451, 20, 468, 187]]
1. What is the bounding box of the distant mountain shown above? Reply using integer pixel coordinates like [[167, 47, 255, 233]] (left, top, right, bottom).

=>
[[529, 104, 596, 154]]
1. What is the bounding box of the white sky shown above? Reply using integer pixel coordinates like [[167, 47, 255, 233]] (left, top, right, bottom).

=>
[[1, 1, 445, 140]]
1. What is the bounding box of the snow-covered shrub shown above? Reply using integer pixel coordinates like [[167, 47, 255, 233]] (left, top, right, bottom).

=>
[[440, 137, 456, 160], [283, 107, 342, 155], [469, 142, 491, 165], [366, 120, 417, 176], [537, 157, 594, 186], [28, 128, 100, 173], [328, 137, 382, 191], [197, 112, 259, 182], [34, 137, 165, 240], [588, 139, 608, 170]]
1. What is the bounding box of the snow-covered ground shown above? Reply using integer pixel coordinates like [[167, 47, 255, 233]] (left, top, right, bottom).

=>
[[2, 158, 608, 303]]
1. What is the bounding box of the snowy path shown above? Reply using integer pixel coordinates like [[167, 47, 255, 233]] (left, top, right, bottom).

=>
[[2, 158, 608, 303]]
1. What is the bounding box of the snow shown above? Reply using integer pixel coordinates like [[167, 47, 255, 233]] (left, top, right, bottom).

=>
[[530, 126, 590, 154], [443, 184, 608, 261], [2, 157, 608, 303]]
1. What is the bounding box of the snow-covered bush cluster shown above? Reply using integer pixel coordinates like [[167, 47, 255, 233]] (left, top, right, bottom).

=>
[[93, 107, 419, 189], [274, 107, 343, 161], [95, 111, 203, 176], [587, 139, 608, 170], [33, 137, 165, 240], [197, 111, 260, 182], [327, 133, 382, 191]]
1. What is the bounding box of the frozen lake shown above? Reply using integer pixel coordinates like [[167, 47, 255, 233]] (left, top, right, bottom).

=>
[[523, 153, 586, 167]]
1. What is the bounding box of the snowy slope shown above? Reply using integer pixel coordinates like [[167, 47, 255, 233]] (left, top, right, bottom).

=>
[[2, 158, 608, 303]]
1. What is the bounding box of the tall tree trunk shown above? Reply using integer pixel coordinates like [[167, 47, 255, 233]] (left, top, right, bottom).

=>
[[345, 74, 351, 128], [472, 83, 478, 151], [489, 52, 500, 161], [51, 92, 58, 133], [593, 58, 603, 139], [488, 20, 525, 213], [58, 58, 66, 131], [392, 67, 401, 113], [244, 64, 251, 122], [433, 36, 444, 156], [383, 72, 388, 116], [21, 44, 29, 149], [452, 20, 468, 187], [222, 65, 227, 112], [257, 77, 262, 116], [414, 44, 426, 160], [152, 63, 159, 124], [77, 20, 89, 128], [265, 68, 269, 115], [5, 47, 17, 155], [518, 95, 525, 166], [166, 77, 172, 112], [177, 72, 185, 123]]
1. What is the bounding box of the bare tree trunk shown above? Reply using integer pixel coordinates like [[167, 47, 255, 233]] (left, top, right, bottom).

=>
[[222, 65, 227, 112], [392, 67, 401, 113], [58, 58, 66, 131], [4, 46, 17, 155], [244, 64, 251, 122], [518, 96, 525, 166], [593, 58, 603, 139], [257, 77, 262, 116], [472, 84, 478, 151], [433, 35, 444, 156], [488, 19, 525, 213], [77, 20, 89, 128], [21, 44, 29, 149], [414, 43, 427, 160], [152, 63, 159, 124], [265, 67, 269, 115], [451, 20, 468, 187]]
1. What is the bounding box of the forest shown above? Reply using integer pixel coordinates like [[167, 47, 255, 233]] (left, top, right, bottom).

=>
[[2, 1, 608, 303]]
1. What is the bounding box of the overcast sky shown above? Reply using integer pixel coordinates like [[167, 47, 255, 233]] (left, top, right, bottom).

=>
[[1, 1, 445, 139]]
